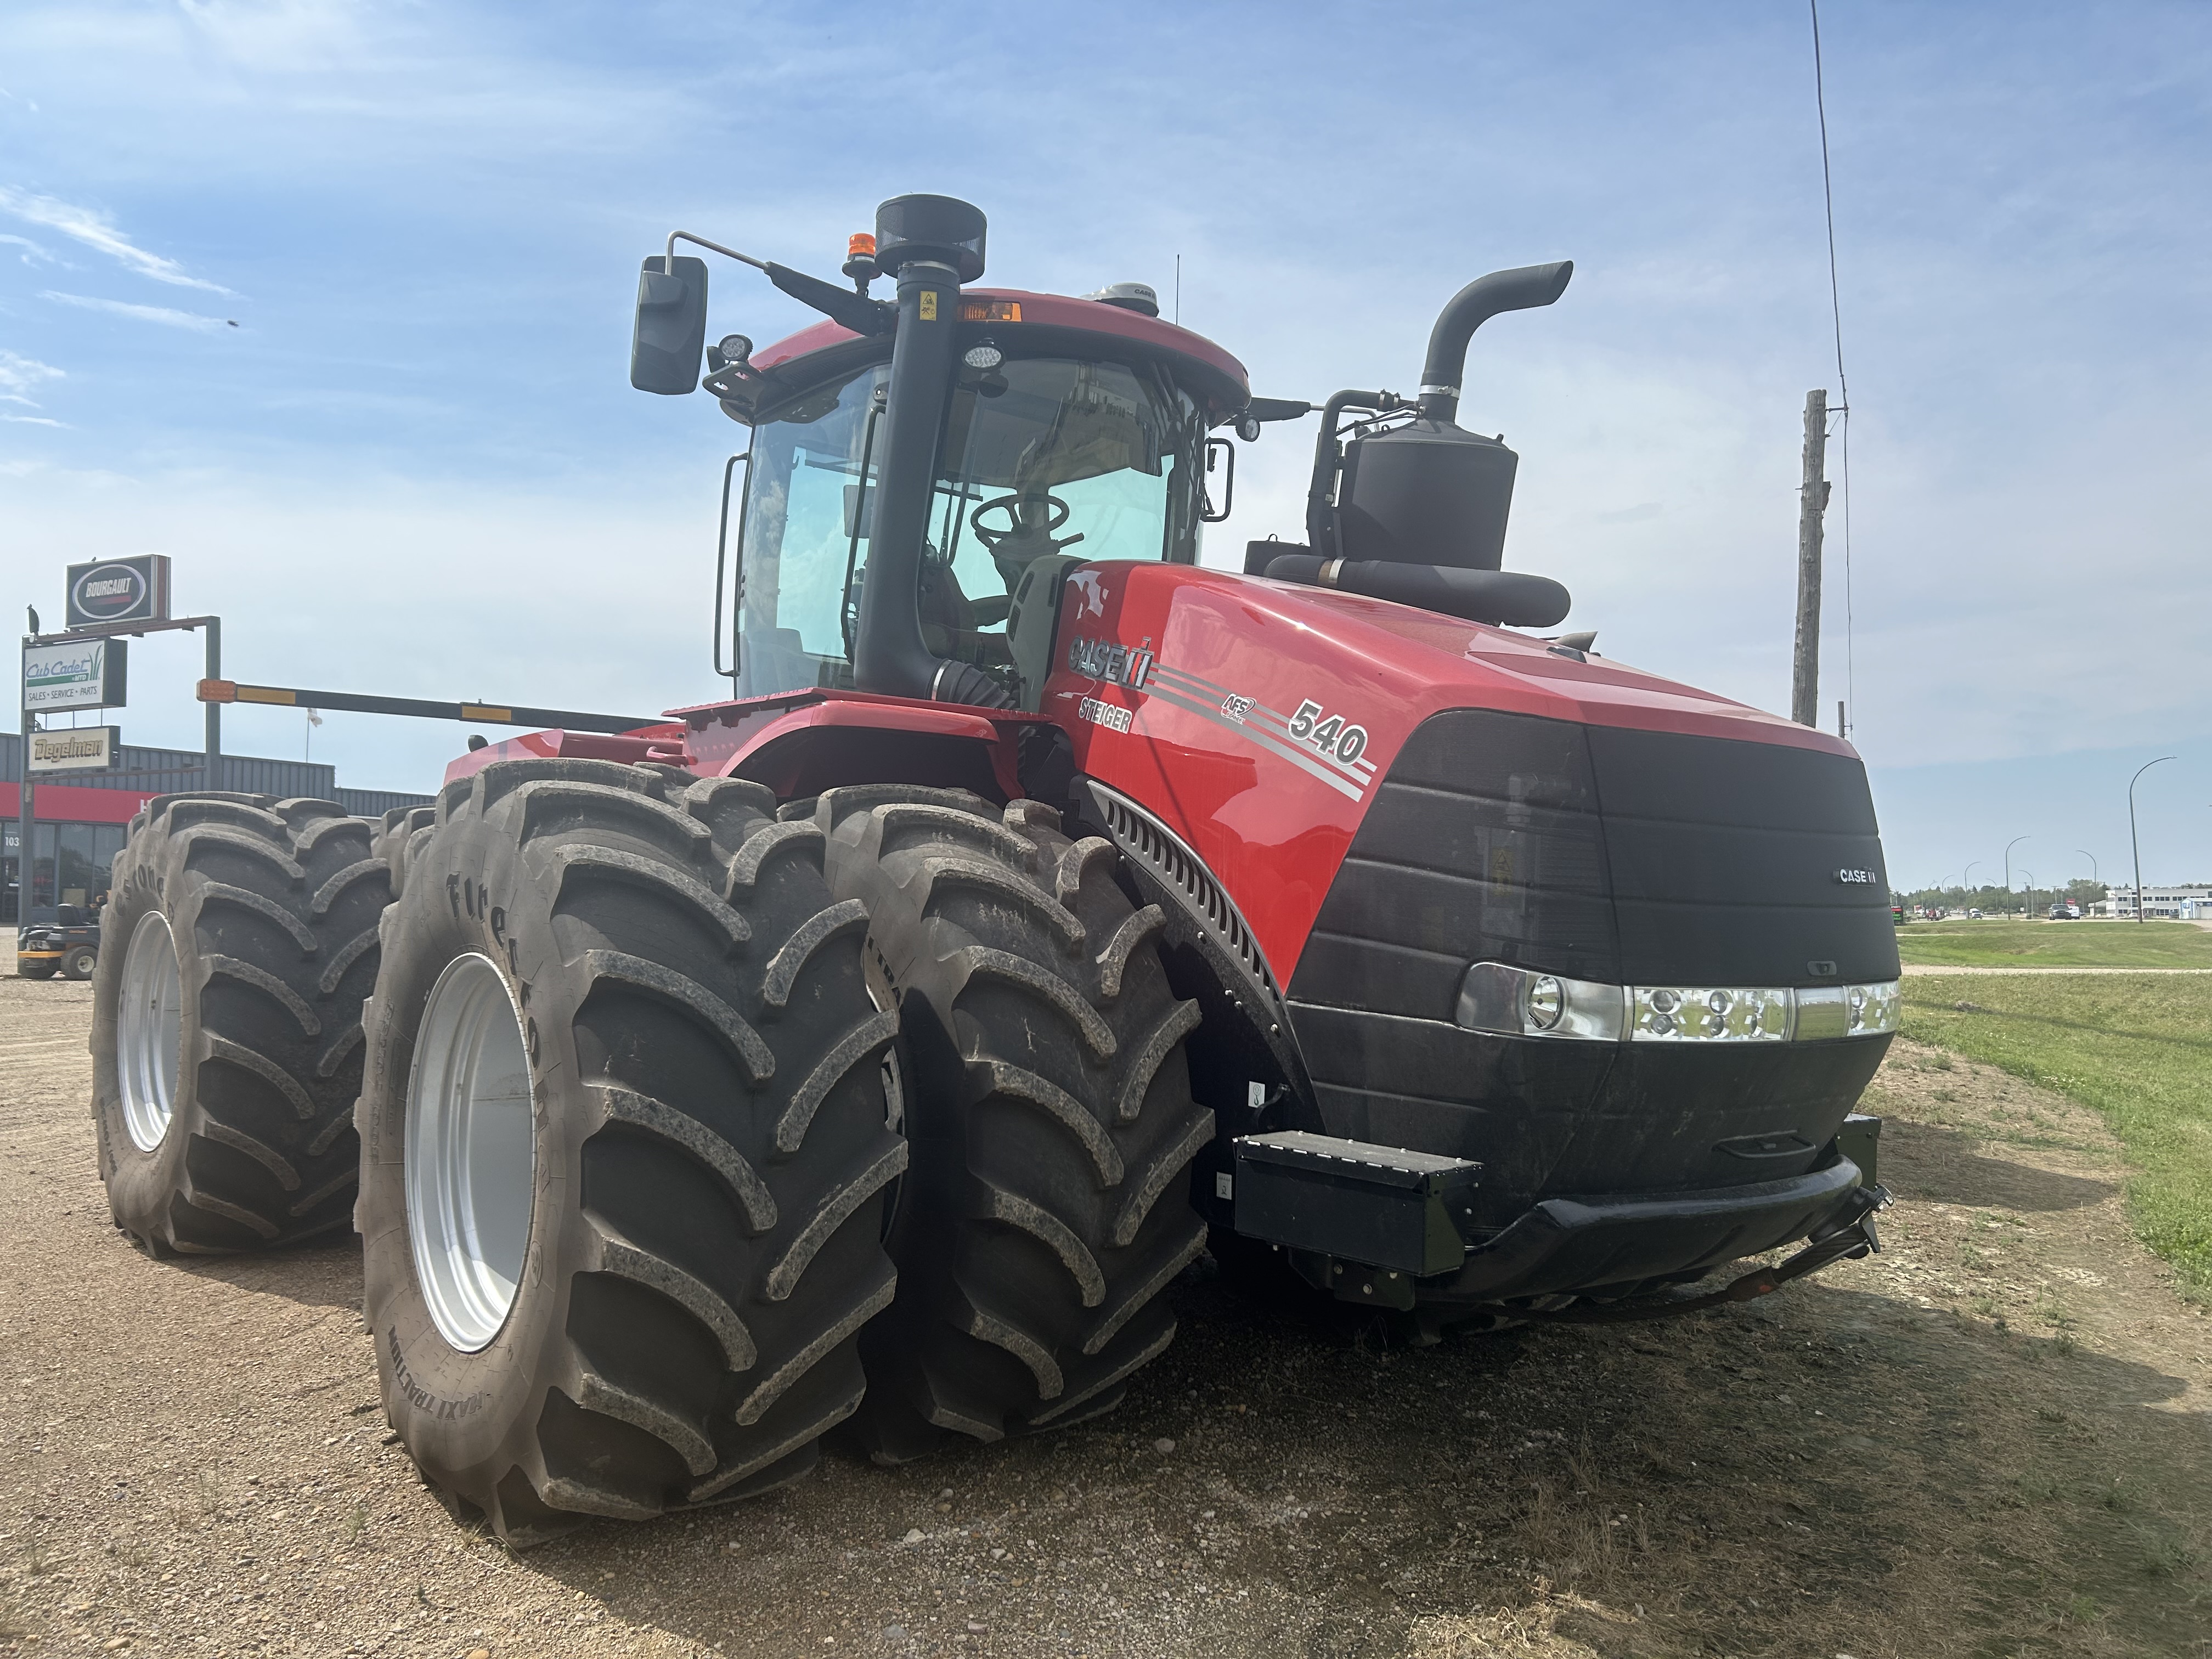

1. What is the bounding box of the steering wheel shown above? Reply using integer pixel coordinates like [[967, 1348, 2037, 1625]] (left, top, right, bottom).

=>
[[969, 493, 1085, 580]]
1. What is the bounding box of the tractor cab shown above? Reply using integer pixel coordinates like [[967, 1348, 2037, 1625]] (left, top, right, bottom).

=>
[[723, 304, 1237, 706]]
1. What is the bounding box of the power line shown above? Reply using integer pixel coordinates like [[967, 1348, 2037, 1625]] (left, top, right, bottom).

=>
[[1810, 0, 1855, 725]]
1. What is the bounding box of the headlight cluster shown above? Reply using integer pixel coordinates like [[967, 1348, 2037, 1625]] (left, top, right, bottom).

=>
[[1632, 985, 1792, 1042], [1456, 962, 1899, 1044]]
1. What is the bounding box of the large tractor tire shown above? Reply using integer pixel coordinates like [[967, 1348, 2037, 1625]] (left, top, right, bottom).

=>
[[357, 759, 905, 1545], [373, 803, 438, 900], [816, 786, 1212, 1462], [90, 793, 390, 1255]]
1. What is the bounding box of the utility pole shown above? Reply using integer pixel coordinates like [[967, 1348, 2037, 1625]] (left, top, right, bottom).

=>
[[1791, 389, 1830, 727]]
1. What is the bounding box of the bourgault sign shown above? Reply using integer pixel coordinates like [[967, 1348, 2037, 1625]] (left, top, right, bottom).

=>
[[64, 554, 172, 629]]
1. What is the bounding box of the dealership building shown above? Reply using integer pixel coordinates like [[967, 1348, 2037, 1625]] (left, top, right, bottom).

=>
[[2, 732, 428, 924], [2094, 884, 2212, 921]]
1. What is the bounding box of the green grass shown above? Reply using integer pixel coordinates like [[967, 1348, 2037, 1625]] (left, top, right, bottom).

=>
[[1897, 919, 2212, 969], [1904, 973, 2212, 1299]]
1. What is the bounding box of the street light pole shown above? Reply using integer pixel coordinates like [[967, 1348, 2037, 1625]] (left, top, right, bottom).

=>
[[1962, 860, 1980, 914], [2129, 756, 2175, 924], [2004, 836, 2030, 922], [2021, 869, 2036, 918], [2075, 849, 2098, 914]]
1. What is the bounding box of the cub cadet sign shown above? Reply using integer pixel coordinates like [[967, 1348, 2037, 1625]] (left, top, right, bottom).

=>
[[22, 637, 128, 713], [64, 554, 172, 629], [27, 726, 122, 772]]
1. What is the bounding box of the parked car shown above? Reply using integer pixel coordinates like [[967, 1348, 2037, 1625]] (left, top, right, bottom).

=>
[[2049, 902, 2080, 921], [16, 903, 100, 981], [1966, 908, 1983, 919]]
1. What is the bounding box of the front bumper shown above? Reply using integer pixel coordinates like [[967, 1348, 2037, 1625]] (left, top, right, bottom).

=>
[[1426, 1156, 1864, 1304], [1231, 1127, 1877, 1309]]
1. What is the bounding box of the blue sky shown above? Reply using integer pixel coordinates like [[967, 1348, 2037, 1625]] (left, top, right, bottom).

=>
[[3, 1, 2208, 887]]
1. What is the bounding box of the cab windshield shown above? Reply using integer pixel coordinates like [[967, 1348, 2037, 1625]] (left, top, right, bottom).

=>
[[734, 354, 1206, 697]]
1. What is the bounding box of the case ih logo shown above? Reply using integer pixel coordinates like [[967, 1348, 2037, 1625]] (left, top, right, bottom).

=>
[[1835, 867, 1878, 885], [1067, 636, 1154, 690]]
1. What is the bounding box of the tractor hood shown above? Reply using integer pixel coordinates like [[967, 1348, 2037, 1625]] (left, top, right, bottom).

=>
[[1046, 558, 1866, 991]]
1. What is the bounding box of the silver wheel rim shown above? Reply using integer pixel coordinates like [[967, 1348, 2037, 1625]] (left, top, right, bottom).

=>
[[405, 953, 536, 1353], [118, 911, 183, 1152]]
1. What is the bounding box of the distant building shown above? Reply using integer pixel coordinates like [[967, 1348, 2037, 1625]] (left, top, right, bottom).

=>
[[3, 732, 430, 924], [2094, 884, 2212, 920]]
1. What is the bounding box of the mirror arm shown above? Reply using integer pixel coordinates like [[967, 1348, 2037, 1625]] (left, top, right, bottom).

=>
[[663, 229, 895, 336], [667, 230, 769, 275]]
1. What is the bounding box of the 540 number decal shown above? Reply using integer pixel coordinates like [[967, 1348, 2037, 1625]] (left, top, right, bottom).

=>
[[1287, 699, 1369, 766]]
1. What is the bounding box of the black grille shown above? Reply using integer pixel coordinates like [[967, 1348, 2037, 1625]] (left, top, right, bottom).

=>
[[1282, 709, 1898, 1208], [1288, 709, 1896, 1019]]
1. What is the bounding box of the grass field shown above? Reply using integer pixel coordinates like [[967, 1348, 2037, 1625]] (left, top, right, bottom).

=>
[[1904, 972, 2212, 1299], [1896, 917, 2212, 968]]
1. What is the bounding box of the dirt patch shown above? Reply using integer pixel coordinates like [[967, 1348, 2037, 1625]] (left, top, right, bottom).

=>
[[2, 975, 2208, 1657]]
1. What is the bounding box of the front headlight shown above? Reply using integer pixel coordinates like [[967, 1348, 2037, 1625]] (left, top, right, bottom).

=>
[[1457, 963, 1899, 1045], [1795, 981, 1901, 1040], [1456, 962, 1625, 1041]]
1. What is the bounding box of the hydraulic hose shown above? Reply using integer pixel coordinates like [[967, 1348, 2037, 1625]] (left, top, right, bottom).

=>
[[1263, 553, 1570, 628], [1305, 390, 1398, 551]]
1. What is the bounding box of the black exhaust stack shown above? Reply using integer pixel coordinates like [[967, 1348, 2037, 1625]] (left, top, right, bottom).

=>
[[1336, 259, 1572, 575], [850, 194, 1013, 707], [1280, 260, 1573, 626], [1416, 261, 1574, 425]]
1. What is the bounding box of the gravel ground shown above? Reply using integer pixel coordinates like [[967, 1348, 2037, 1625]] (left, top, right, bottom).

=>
[[3, 966, 2209, 1658]]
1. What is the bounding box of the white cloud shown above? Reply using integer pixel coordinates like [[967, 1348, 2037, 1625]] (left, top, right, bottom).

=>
[[0, 347, 63, 404], [0, 231, 53, 264], [38, 291, 229, 331], [0, 184, 232, 292], [2, 412, 66, 426]]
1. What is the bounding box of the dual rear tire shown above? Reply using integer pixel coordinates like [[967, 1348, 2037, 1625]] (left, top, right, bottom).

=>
[[356, 759, 907, 1542], [89, 766, 1212, 1541], [90, 793, 387, 1254], [814, 786, 1212, 1462]]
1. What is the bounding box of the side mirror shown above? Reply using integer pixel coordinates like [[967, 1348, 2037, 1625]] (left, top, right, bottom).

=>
[[1201, 436, 1235, 522], [630, 256, 709, 394]]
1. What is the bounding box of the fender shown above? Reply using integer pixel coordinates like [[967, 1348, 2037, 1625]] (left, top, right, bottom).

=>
[[674, 689, 1043, 802]]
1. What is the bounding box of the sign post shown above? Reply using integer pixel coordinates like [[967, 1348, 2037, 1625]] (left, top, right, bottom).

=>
[[14, 614, 30, 923]]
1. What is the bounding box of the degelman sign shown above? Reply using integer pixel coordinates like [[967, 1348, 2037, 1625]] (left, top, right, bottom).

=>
[[64, 554, 172, 629], [27, 726, 123, 772]]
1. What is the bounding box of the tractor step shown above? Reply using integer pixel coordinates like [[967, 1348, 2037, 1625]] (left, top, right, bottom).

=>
[[1229, 1131, 1483, 1278]]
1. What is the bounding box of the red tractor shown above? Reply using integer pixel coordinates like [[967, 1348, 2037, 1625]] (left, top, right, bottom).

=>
[[88, 194, 1897, 1544]]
